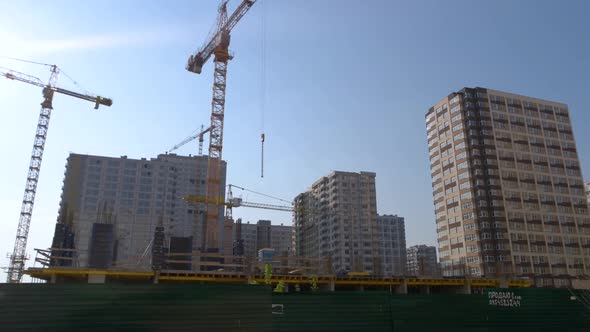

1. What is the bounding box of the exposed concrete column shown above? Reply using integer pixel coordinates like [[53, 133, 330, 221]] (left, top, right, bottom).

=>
[[87, 274, 106, 284], [498, 279, 509, 288], [457, 280, 472, 294], [358, 284, 365, 292], [49, 273, 57, 284], [320, 279, 336, 292], [153, 271, 160, 284], [424, 285, 431, 294], [395, 279, 408, 294]]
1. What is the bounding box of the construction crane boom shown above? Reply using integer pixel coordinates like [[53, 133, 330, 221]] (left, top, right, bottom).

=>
[[166, 125, 211, 155], [1, 67, 112, 109], [184, 195, 293, 212], [186, 0, 257, 74], [2, 64, 112, 283], [186, 0, 257, 252], [184, 184, 293, 220], [232, 199, 293, 212]]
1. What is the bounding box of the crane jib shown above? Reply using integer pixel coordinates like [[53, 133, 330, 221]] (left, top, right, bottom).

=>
[[50, 87, 113, 108], [186, 0, 257, 74], [3, 63, 112, 283]]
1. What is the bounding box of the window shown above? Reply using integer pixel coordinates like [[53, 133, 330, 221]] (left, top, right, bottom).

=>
[[466, 256, 480, 264], [461, 192, 472, 200], [459, 182, 471, 190], [458, 171, 469, 180], [464, 223, 476, 231]]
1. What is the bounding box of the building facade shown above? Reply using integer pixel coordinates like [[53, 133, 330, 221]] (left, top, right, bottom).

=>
[[51, 153, 226, 270], [256, 220, 272, 250], [427, 87, 590, 286], [376, 215, 407, 276], [406, 245, 438, 277], [293, 171, 379, 275], [585, 182, 590, 204], [271, 223, 295, 257], [233, 219, 293, 258]]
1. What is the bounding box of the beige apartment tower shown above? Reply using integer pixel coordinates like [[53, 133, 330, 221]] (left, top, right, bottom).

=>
[[294, 171, 380, 275], [427, 87, 590, 287]]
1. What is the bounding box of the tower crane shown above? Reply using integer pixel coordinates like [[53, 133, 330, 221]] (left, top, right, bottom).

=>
[[184, 184, 293, 215], [186, 0, 257, 251], [166, 125, 211, 156], [1, 64, 112, 283], [185, 183, 292, 257]]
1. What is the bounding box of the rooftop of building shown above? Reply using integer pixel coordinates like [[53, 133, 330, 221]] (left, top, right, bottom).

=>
[[309, 170, 377, 190], [378, 214, 403, 218], [408, 244, 436, 250], [67, 152, 226, 164], [427, 87, 568, 116]]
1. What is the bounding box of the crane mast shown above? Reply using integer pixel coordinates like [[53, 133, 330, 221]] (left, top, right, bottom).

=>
[[186, 0, 256, 252], [2, 64, 112, 283]]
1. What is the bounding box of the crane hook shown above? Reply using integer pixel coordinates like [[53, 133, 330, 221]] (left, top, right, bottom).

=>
[[261, 132, 265, 178]]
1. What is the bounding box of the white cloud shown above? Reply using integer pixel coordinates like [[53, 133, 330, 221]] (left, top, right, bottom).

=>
[[0, 24, 191, 55]]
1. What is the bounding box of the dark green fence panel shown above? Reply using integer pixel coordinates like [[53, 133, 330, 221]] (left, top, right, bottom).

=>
[[272, 292, 392, 332], [1, 284, 589, 331], [389, 293, 489, 331], [0, 284, 272, 332], [484, 288, 590, 331], [272, 289, 590, 332]]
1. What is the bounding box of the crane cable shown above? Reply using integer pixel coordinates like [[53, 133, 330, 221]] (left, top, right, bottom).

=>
[[259, 0, 266, 178], [0, 55, 89, 94], [59, 68, 90, 96], [231, 184, 291, 204], [0, 55, 51, 67]]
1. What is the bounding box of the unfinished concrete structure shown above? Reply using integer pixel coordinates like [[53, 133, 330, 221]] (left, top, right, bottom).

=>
[[50, 153, 226, 271]]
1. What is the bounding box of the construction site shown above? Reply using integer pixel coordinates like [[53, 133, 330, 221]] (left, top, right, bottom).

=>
[[2, 0, 590, 330], [0, 0, 534, 292]]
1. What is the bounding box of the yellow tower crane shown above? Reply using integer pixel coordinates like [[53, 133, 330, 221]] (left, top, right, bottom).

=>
[[1, 63, 112, 283], [186, 0, 257, 252]]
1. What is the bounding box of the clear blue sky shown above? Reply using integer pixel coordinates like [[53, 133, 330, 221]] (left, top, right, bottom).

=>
[[1, 0, 589, 275]]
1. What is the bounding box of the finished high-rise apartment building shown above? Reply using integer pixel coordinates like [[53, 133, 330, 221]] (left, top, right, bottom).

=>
[[376, 215, 407, 276], [406, 245, 438, 277], [234, 219, 294, 258], [294, 171, 379, 274], [427, 87, 590, 287]]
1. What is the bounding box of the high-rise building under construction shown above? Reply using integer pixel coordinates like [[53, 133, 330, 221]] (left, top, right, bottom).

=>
[[50, 153, 226, 270], [427, 87, 590, 287]]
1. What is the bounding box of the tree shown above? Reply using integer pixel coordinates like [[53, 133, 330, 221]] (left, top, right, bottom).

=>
[[264, 263, 272, 285], [274, 281, 285, 293], [310, 275, 319, 292]]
